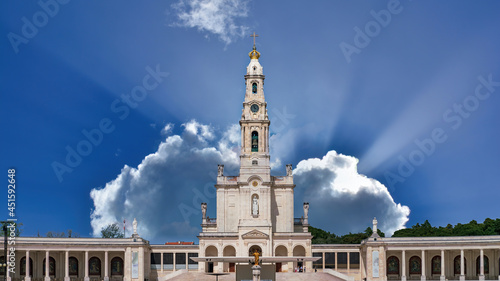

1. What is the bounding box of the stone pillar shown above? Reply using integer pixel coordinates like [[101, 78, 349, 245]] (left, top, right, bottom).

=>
[[479, 249, 485, 281], [45, 251, 50, 281], [347, 252, 351, 274], [252, 265, 261, 281], [161, 252, 164, 273], [440, 250, 445, 281], [322, 252, 325, 270], [335, 252, 338, 270], [104, 251, 109, 281], [84, 251, 89, 281], [64, 251, 70, 281], [173, 252, 176, 272], [25, 250, 31, 281], [402, 250, 407, 281], [421, 250, 426, 281], [139, 247, 144, 280], [460, 249, 465, 281], [185, 252, 189, 270], [124, 247, 131, 281]]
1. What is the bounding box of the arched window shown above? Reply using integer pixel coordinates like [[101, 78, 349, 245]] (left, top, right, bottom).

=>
[[252, 83, 257, 94], [454, 256, 466, 275], [431, 256, 441, 275], [251, 131, 258, 152], [249, 245, 262, 257], [20, 257, 33, 276], [111, 257, 124, 276], [89, 257, 101, 276], [387, 256, 400, 275], [43, 256, 56, 276], [476, 255, 489, 275], [69, 257, 79, 276], [409, 256, 422, 275]]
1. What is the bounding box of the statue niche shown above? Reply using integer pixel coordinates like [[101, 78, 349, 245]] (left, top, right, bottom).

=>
[[252, 194, 259, 217]]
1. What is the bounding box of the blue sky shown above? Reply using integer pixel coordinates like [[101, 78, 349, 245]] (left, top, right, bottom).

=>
[[1, 0, 500, 243]]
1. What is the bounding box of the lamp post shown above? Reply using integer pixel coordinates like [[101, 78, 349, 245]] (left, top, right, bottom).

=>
[[1, 223, 8, 281]]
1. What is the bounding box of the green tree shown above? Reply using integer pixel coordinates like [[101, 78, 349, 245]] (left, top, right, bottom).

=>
[[46, 231, 66, 238], [0, 222, 22, 236], [101, 223, 124, 238]]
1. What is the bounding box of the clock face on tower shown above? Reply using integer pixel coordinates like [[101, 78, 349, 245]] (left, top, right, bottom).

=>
[[251, 104, 259, 113]]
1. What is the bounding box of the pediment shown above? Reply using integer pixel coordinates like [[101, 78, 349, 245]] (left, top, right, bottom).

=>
[[241, 229, 269, 239]]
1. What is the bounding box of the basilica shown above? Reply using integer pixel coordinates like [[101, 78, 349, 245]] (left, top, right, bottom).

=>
[[2, 43, 500, 281]]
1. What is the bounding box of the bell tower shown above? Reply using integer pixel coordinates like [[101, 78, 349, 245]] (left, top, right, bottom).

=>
[[239, 33, 271, 180]]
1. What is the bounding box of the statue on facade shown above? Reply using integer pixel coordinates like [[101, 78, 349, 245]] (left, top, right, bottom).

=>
[[252, 196, 259, 216], [252, 250, 260, 266], [303, 202, 309, 225], [371, 217, 380, 238], [218, 164, 224, 176], [286, 164, 293, 176], [133, 218, 138, 235], [201, 202, 207, 223]]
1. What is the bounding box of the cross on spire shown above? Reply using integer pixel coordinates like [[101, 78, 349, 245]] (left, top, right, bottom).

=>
[[250, 32, 259, 47]]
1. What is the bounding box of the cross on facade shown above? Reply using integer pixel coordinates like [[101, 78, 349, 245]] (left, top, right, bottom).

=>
[[250, 32, 259, 46]]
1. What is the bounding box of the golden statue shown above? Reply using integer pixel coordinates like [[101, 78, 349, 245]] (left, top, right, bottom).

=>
[[252, 250, 260, 266]]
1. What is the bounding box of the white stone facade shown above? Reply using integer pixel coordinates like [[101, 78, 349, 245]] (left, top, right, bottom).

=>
[[197, 45, 313, 273]]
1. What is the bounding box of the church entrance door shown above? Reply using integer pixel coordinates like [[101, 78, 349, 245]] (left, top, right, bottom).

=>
[[208, 262, 214, 273], [276, 263, 282, 272]]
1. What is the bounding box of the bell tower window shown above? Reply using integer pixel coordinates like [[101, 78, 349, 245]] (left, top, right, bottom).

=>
[[252, 83, 257, 94], [251, 131, 258, 152]]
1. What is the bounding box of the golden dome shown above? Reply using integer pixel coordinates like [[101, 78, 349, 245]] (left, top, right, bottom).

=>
[[249, 45, 260, 60]]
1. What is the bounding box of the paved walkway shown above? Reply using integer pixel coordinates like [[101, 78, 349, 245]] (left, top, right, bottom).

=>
[[167, 271, 343, 281]]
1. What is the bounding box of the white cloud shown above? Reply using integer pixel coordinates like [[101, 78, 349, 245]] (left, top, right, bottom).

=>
[[171, 0, 250, 44], [90, 120, 408, 241], [161, 123, 174, 135], [90, 121, 239, 242], [294, 150, 410, 236]]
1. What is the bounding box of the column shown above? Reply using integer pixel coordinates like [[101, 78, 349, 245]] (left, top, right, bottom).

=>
[[173, 252, 176, 272], [440, 250, 445, 281], [124, 247, 131, 281], [322, 252, 325, 270], [479, 249, 485, 281], [421, 250, 426, 281], [498, 249, 500, 281], [335, 252, 338, 270], [347, 252, 351, 274], [139, 247, 145, 280], [64, 251, 70, 281], [84, 251, 89, 281], [161, 252, 164, 273], [460, 249, 465, 281], [45, 251, 50, 281], [104, 251, 109, 281], [402, 250, 407, 281], [25, 250, 31, 281], [185, 252, 189, 270]]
